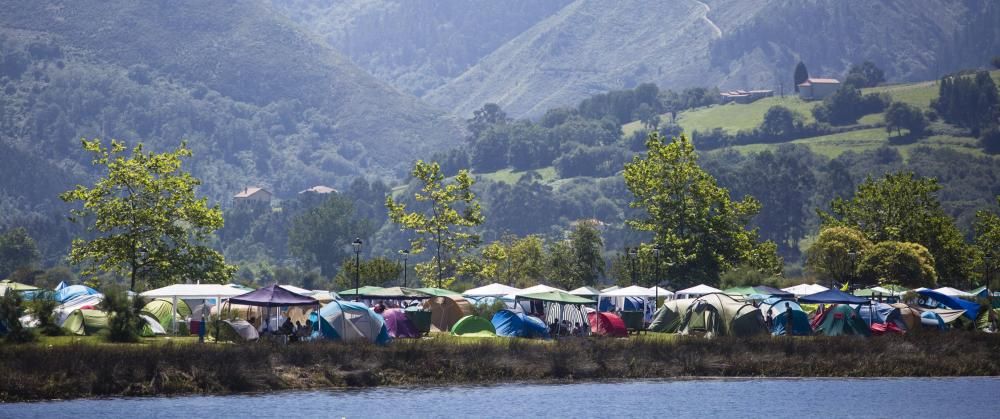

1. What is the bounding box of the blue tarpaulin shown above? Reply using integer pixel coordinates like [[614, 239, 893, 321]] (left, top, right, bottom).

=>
[[491, 309, 550, 339], [54, 285, 99, 303], [916, 289, 979, 320], [799, 289, 870, 305]]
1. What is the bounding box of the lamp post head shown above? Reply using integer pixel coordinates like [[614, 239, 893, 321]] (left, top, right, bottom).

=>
[[400, 249, 409, 260], [628, 247, 638, 258], [652, 245, 661, 258], [352, 238, 362, 252]]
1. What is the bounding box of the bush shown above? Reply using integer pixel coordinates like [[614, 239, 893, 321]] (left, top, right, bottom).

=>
[[28, 297, 61, 336], [0, 291, 36, 343], [99, 284, 140, 343]]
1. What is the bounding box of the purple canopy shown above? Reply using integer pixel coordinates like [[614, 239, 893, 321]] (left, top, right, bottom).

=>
[[382, 308, 420, 338], [229, 284, 318, 307]]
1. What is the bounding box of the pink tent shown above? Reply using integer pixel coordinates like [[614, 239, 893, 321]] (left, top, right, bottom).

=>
[[383, 308, 420, 338]]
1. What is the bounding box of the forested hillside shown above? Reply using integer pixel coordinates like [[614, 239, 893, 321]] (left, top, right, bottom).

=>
[[268, 0, 572, 97]]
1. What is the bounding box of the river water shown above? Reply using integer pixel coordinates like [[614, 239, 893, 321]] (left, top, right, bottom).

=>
[[4, 377, 999, 418]]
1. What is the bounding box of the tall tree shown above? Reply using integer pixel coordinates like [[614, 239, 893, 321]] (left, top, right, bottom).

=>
[[288, 194, 369, 277], [820, 172, 971, 286], [386, 161, 484, 289], [61, 140, 233, 290], [623, 133, 781, 287], [844, 61, 885, 89], [884, 102, 927, 137], [793, 61, 809, 92], [857, 241, 937, 289], [0, 228, 40, 279], [805, 226, 872, 285], [974, 197, 1000, 289]]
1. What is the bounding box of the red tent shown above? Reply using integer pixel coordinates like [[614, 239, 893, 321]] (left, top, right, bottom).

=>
[[588, 311, 628, 337]]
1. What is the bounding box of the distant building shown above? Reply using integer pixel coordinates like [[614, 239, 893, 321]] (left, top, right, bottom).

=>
[[797, 78, 841, 100], [299, 185, 337, 195], [233, 187, 271, 206], [720, 89, 774, 104]]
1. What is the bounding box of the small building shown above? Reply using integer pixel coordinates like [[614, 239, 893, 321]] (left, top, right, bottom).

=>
[[797, 78, 840, 101], [233, 187, 271, 206], [720, 89, 774, 104], [298, 185, 337, 195]]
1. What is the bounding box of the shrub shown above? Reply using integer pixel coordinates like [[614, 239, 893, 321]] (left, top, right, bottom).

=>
[[99, 284, 140, 343], [0, 291, 36, 343], [28, 297, 61, 336]]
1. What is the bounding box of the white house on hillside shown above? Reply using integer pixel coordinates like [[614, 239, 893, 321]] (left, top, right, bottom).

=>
[[797, 78, 841, 100], [233, 187, 272, 206], [299, 185, 337, 195]]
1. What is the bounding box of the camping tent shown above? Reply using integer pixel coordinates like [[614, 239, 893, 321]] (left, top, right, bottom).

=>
[[140, 298, 192, 331], [569, 286, 601, 297], [337, 286, 385, 299], [781, 283, 829, 297], [679, 293, 766, 337], [799, 289, 871, 305], [365, 287, 434, 299], [649, 299, 695, 333], [934, 287, 974, 297], [915, 289, 979, 320], [415, 287, 462, 297], [813, 305, 870, 336], [61, 309, 109, 335], [212, 319, 260, 342], [316, 300, 390, 344], [0, 279, 39, 297], [491, 310, 550, 339], [422, 295, 473, 332], [675, 284, 722, 299], [230, 284, 319, 307], [451, 315, 497, 337], [382, 308, 421, 338], [139, 314, 167, 336], [759, 299, 812, 336], [587, 311, 627, 337], [920, 311, 947, 329], [463, 283, 521, 297], [54, 285, 99, 303], [516, 290, 595, 335], [54, 294, 104, 325]]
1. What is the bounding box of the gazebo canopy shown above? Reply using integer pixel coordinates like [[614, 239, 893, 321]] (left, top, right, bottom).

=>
[[781, 283, 829, 297], [229, 284, 318, 307], [365, 286, 433, 299], [415, 287, 462, 297], [338, 286, 385, 298], [279, 284, 314, 296], [140, 284, 247, 299], [675, 284, 722, 297], [517, 290, 596, 305], [463, 283, 520, 297], [569, 286, 601, 296], [799, 289, 870, 305], [602, 285, 655, 297]]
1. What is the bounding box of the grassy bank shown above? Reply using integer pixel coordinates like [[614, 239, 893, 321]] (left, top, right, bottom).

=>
[[2, 333, 999, 401]]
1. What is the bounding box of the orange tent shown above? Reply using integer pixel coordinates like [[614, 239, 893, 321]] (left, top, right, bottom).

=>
[[422, 295, 473, 332]]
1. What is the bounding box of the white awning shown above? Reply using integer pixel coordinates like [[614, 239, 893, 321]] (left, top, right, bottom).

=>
[[463, 283, 521, 297], [140, 284, 248, 299], [675, 284, 722, 297], [569, 286, 601, 296], [781, 283, 829, 297], [279, 284, 313, 296], [601, 285, 655, 297]]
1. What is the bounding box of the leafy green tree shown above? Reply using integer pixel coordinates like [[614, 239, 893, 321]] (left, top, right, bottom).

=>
[[624, 133, 781, 287], [99, 284, 140, 342], [544, 240, 578, 290], [844, 61, 885, 89], [932, 71, 999, 136], [759, 106, 803, 140], [60, 140, 234, 290], [820, 172, 971, 285], [333, 256, 403, 289], [0, 228, 40, 279], [0, 291, 35, 343], [884, 102, 927, 137], [793, 61, 809, 92], [805, 226, 872, 284], [386, 160, 485, 289], [28, 297, 62, 336], [857, 241, 937, 288], [568, 220, 605, 286], [974, 197, 1000, 289], [467, 103, 509, 139], [288, 194, 369, 277]]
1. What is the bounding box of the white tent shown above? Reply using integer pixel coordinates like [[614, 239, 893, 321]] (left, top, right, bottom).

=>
[[649, 286, 675, 298], [279, 284, 314, 296], [675, 284, 722, 299], [781, 283, 829, 297], [54, 294, 104, 325], [569, 286, 601, 296], [140, 284, 248, 333], [934, 286, 973, 297], [511, 284, 563, 295], [602, 285, 655, 297], [463, 283, 521, 297], [601, 286, 620, 293]]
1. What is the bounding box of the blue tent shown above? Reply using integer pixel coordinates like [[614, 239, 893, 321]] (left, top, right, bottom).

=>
[[920, 311, 947, 330], [859, 303, 907, 330], [799, 289, 870, 305], [598, 296, 645, 312], [760, 299, 812, 336], [915, 290, 979, 320], [54, 285, 99, 303], [316, 301, 390, 345], [491, 309, 550, 339]]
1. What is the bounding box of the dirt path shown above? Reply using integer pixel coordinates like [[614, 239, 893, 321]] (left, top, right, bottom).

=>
[[693, 0, 722, 38]]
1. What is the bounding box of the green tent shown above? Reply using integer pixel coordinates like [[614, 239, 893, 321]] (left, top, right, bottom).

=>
[[62, 309, 109, 336], [338, 286, 385, 298], [451, 315, 497, 337], [415, 287, 462, 297], [649, 298, 695, 333], [815, 304, 870, 336], [140, 298, 192, 331], [0, 279, 39, 296], [679, 293, 766, 337]]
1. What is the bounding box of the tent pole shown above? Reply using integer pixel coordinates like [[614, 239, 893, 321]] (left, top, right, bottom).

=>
[[172, 295, 178, 335]]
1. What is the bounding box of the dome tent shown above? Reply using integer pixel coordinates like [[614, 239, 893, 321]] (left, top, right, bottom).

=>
[[679, 293, 766, 338], [451, 315, 497, 337], [813, 305, 871, 336], [140, 298, 192, 331], [422, 295, 473, 332], [649, 299, 695, 333], [491, 309, 549, 339], [588, 311, 627, 337], [759, 298, 812, 336], [383, 308, 421, 338], [61, 309, 109, 336], [317, 300, 390, 345]]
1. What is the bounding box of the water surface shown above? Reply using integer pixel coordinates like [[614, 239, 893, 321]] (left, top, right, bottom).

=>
[[4, 377, 999, 418]]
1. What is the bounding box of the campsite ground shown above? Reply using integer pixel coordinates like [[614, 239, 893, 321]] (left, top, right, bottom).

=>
[[2, 332, 999, 402]]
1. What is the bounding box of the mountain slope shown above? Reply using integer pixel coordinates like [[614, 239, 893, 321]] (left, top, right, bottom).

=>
[[0, 0, 463, 189], [426, 0, 993, 119], [268, 0, 572, 97]]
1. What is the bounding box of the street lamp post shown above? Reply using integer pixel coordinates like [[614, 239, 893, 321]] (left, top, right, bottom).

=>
[[352, 238, 362, 301], [846, 250, 858, 292], [652, 245, 661, 308], [400, 249, 409, 288], [628, 247, 638, 286]]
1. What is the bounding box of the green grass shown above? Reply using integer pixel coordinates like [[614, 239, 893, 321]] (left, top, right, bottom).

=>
[[37, 335, 201, 346], [475, 166, 558, 185], [730, 128, 985, 160]]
